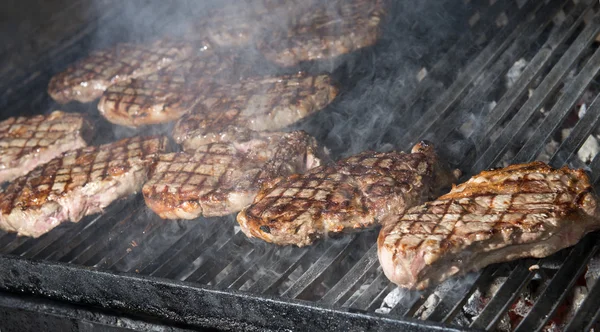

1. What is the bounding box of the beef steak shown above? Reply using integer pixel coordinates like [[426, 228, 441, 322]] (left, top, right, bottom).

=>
[[378, 162, 600, 290], [237, 142, 458, 247], [172, 72, 338, 150], [0, 111, 93, 183], [98, 52, 233, 127], [0, 136, 168, 238], [48, 39, 194, 104], [257, 0, 385, 67], [143, 130, 327, 219]]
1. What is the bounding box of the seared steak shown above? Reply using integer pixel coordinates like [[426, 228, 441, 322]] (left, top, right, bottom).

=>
[[0, 111, 92, 183], [98, 52, 233, 127], [48, 40, 194, 104], [0, 136, 168, 238], [378, 162, 600, 290], [172, 72, 338, 150], [257, 0, 385, 67], [143, 131, 326, 219], [237, 142, 458, 247], [188, 0, 310, 48]]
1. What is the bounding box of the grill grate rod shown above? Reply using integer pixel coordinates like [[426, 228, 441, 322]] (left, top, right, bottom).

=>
[[423, 0, 571, 148], [465, 2, 595, 156], [470, 13, 600, 173], [396, 0, 544, 149], [281, 236, 356, 299], [549, 92, 600, 167], [564, 268, 600, 331], [513, 44, 600, 163], [145, 220, 234, 278], [514, 237, 599, 331], [319, 244, 379, 305], [391, 0, 513, 116], [343, 270, 392, 310], [469, 258, 536, 330]]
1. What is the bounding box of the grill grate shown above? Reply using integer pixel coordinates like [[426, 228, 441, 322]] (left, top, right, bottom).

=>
[[1, 0, 600, 331]]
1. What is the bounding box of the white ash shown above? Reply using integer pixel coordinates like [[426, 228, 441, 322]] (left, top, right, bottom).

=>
[[463, 288, 485, 317], [415, 293, 440, 320], [577, 135, 599, 164], [544, 321, 561, 332], [560, 285, 589, 326], [376, 287, 421, 315], [578, 102, 587, 119], [417, 67, 428, 82], [506, 58, 528, 89], [585, 255, 600, 286], [537, 139, 559, 163]]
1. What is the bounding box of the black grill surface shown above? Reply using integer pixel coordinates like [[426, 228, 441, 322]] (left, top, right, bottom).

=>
[[1, 0, 600, 331]]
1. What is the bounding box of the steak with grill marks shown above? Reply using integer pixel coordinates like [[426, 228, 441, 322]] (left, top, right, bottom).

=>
[[0, 136, 168, 238], [48, 39, 195, 104], [172, 72, 338, 150], [257, 0, 385, 67], [143, 130, 327, 219], [237, 142, 459, 247], [0, 111, 93, 183], [378, 162, 600, 290], [97, 52, 234, 127]]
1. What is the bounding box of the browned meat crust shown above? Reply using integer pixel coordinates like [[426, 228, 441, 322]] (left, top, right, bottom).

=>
[[97, 52, 234, 127], [48, 39, 194, 104], [237, 142, 458, 247], [0, 136, 168, 238], [143, 131, 327, 219], [0, 111, 93, 183], [257, 0, 385, 67], [378, 162, 600, 290], [172, 72, 338, 150]]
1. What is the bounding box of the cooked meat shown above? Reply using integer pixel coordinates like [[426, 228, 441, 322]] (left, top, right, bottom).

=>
[[48, 39, 194, 104], [143, 130, 327, 219], [0, 136, 168, 238], [188, 0, 310, 48], [97, 52, 234, 127], [0, 111, 93, 183], [378, 162, 600, 290], [257, 0, 385, 67], [172, 72, 338, 150], [237, 142, 458, 247]]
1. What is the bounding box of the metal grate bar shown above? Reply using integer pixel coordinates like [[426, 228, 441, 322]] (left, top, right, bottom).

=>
[[17, 214, 104, 259], [92, 213, 184, 270], [106, 219, 196, 273], [426, 269, 495, 323], [564, 270, 600, 331], [184, 232, 260, 283], [148, 222, 234, 278], [389, 288, 432, 318], [245, 247, 313, 294], [513, 45, 600, 163], [397, 0, 546, 149], [282, 236, 356, 299], [343, 270, 391, 310], [466, 2, 595, 155], [469, 258, 536, 330], [64, 200, 145, 265], [470, 13, 600, 173], [395, 0, 514, 113], [437, 2, 592, 149], [40, 201, 134, 262], [550, 93, 600, 167], [319, 244, 379, 305], [514, 236, 599, 331], [214, 246, 281, 289], [136, 219, 223, 275], [588, 149, 600, 183]]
